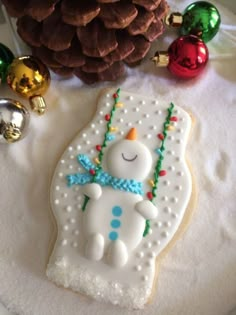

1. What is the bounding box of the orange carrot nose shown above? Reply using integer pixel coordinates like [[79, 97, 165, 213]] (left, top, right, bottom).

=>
[[126, 128, 137, 140]]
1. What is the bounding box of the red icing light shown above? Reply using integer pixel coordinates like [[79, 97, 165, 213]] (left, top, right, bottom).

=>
[[159, 170, 167, 176], [105, 114, 110, 121], [158, 133, 164, 140], [96, 145, 102, 151], [89, 169, 96, 175], [113, 93, 118, 99], [170, 116, 178, 122], [147, 192, 153, 200]]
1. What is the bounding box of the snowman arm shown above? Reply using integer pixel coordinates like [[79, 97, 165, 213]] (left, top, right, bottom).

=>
[[135, 200, 158, 220], [81, 183, 102, 200]]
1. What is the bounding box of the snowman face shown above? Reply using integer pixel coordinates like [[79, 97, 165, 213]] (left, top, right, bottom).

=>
[[106, 139, 152, 181]]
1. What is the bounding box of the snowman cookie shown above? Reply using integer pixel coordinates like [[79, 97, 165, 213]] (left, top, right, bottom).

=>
[[47, 88, 193, 309]]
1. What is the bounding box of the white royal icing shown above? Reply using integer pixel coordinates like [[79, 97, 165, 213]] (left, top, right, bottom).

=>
[[47, 89, 192, 309]]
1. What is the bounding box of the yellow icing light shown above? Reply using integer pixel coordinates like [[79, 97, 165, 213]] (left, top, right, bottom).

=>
[[109, 126, 118, 132], [149, 179, 155, 187], [94, 157, 100, 164], [167, 125, 175, 131], [116, 102, 124, 108]]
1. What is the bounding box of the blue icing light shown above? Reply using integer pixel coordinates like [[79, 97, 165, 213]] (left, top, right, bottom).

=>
[[109, 231, 118, 241], [106, 133, 116, 141], [112, 206, 122, 217], [155, 148, 163, 156], [111, 219, 121, 229]]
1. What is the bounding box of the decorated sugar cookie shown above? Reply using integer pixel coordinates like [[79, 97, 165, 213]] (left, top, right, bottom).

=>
[[47, 89, 192, 309]]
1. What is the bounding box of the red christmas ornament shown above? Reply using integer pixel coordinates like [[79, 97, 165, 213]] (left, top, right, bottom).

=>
[[152, 35, 209, 79]]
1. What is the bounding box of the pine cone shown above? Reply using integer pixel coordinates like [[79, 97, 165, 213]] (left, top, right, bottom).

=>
[[2, 0, 169, 84]]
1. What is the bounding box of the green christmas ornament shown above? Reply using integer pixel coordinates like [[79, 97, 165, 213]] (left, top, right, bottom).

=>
[[165, 1, 221, 43], [0, 43, 14, 84]]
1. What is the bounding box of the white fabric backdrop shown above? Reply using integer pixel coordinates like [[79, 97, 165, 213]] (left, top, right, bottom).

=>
[[0, 1, 236, 314]]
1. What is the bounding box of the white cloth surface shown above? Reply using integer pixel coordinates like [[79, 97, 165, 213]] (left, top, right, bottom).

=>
[[0, 1, 236, 314]]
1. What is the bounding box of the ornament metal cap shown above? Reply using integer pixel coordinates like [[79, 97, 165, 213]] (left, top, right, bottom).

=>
[[165, 12, 183, 27], [30, 95, 46, 115], [151, 52, 169, 67]]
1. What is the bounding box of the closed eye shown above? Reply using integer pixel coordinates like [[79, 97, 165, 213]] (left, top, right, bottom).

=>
[[122, 153, 138, 162]]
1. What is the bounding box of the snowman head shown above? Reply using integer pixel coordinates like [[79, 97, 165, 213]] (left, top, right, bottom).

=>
[[106, 128, 152, 181]]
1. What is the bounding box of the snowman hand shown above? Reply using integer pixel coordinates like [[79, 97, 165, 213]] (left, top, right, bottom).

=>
[[81, 183, 102, 200], [135, 200, 158, 220]]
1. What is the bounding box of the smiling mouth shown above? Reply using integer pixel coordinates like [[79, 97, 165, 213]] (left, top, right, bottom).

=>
[[121, 153, 138, 162]]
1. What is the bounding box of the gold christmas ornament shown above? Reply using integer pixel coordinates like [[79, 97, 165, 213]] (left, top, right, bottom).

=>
[[7, 56, 50, 115], [0, 98, 30, 144]]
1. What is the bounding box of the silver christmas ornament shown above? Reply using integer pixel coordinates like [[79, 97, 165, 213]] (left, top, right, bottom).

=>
[[0, 98, 30, 144]]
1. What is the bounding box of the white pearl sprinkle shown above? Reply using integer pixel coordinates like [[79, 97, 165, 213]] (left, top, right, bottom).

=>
[[153, 240, 161, 246], [149, 251, 155, 258], [85, 140, 90, 145], [148, 228, 153, 235], [77, 145, 81, 150], [58, 172, 63, 177], [151, 125, 157, 130], [144, 113, 149, 118], [62, 193, 68, 198], [168, 166, 175, 171], [162, 231, 169, 237], [178, 128, 184, 133], [90, 149, 95, 154], [91, 124, 95, 129], [176, 139, 182, 144], [177, 171, 184, 176], [68, 218, 76, 224], [135, 265, 142, 271], [145, 242, 152, 249], [106, 94, 110, 98], [118, 118, 124, 123], [164, 180, 170, 186], [153, 100, 158, 105], [106, 102, 110, 107], [63, 225, 69, 231], [128, 95, 133, 100], [176, 185, 182, 191], [176, 157, 180, 162], [99, 119, 103, 124], [122, 109, 128, 114], [74, 186, 79, 192], [137, 251, 144, 258], [167, 150, 175, 155], [82, 133, 87, 138], [99, 111, 103, 116], [171, 197, 178, 203], [68, 146, 73, 151], [134, 107, 140, 112], [55, 186, 60, 191], [54, 199, 59, 205], [164, 206, 172, 213], [142, 275, 149, 281], [70, 155, 74, 159], [73, 229, 79, 235], [119, 131, 124, 136], [145, 134, 152, 139], [156, 110, 162, 115], [180, 117, 185, 121], [69, 165, 73, 170], [72, 241, 78, 248], [172, 212, 179, 218], [162, 196, 168, 201], [77, 204, 82, 209], [66, 206, 72, 212], [174, 109, 180, 114], [137, 120, 142, 125], [61, 239, 67, 246], [141, 100, 146, 105], [127, 122, 132, 127], [60, 159, 65, 164], [146, 260, 152, 267], [168, 135, 175, 141], [164, 221, 172, 227]]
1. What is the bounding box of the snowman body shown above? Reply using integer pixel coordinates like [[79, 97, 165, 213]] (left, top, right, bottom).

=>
[[83, 188, 145, 251]]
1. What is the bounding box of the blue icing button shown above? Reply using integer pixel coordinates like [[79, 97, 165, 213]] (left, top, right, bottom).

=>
[[155, 148, 163, 155], [112, 206, 122, 217], [109, 231, 118, 241], [111, 219, 121, 229]]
